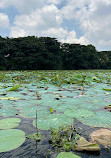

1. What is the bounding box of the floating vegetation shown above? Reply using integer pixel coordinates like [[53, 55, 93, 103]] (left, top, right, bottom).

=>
[[0, 108, 18, 117], [8, 85, 22, 91], [49, 124, 100, 153], [0, 70, 111, 157], [0, 97, 19, 100], [0, 129, 26, 153], [0, 118, 21, 129], [56, 152, 81, 158], [103, 88, 111, 91], [78, 111, 111, 128], [33, 114, 74, 130], [27, 132, 42, 142], [49, 125, 80, 151], [64, 109, 95, 119]]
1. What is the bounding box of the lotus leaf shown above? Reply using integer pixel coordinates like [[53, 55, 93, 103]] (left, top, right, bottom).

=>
[[0, 97, 19, 100], [0, 118, 21, 129], [56, 152, 81, 158], [40, 100, 60, 107], [64, 109, 95, 119], [0, 129, 25, 152], [33, 114, 74, 130], [19, 108, 50, 119], [52, 103, 78, 112], [79, 111, 111, 128], [77, 103, 100, 110], [103, 88, 111, 91], [11, 100, 36, 109], [0, 108, 18, 117], [90, 129, 111, 148], [8, 85, 22, 91]]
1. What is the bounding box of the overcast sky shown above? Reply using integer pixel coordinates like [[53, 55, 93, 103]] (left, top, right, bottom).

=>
[[0, 0, 111, 51]]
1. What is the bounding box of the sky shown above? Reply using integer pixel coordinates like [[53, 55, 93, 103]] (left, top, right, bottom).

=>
[[0, 0, 111, 51]]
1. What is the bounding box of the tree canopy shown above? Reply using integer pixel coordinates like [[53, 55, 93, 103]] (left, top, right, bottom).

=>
[[0, 35, 110, 70]]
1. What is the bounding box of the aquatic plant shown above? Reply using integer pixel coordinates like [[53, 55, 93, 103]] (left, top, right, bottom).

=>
[[0, 118, 21, 129], [56, 152, 81, 158], [33, 114, 74, 130], [0, 108, 18, 117], [49, 125, 80, 151], [27, 110, 42, 142], [8, 85, 22, 91], [27, 132, 42, 142], [0, 129, 26, 153]]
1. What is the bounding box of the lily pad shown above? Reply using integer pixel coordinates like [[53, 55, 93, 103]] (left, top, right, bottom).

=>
[[64, 109, 95, 119], [0, 129, 26, 152], [8, 85, 22, 91], [19, 108, 50, 119], [0, 108, 18, 117], [33, 114, 74, 130], [0, 118, 21, 129], [79, 111, 111, 128], [0, 97, 19, 100], [103, 88, 111, 91], [56, 152, 81, 158]]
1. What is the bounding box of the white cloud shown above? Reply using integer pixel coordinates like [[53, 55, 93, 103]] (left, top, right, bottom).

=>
[[81, 0, 111, 50], [10, 28, 26, 37], [61, 30, 88, 45], [0, 0, 61, 13], [61, 0, 111, 50], [41, 28, 68, 39], [0, 0, 46, 13], [1, 0, 111, 50], [0, 13, 9, 28], [47, 0, 60, 5], [10, 5, 62, 37]]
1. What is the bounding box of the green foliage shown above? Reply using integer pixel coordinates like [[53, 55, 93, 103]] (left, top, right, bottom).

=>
[[0, 35, 111, 70], [0, 70, 111, 156], [0, 129, 26, 153], [49, 125, 80, 151], [27, 132, 42, 141], [33, 114, 74, 130], [8, 85, 22, 91], [0, 108, 18, 117], [0, 118, 21, 129], [64, 109, 95, 119], [103, 88, 111, 91], [49, 108, 54, 114], [56, 152, 81, 158]]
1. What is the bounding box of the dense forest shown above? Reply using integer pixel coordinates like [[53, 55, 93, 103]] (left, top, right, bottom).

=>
[[0, 35, 111, 70]]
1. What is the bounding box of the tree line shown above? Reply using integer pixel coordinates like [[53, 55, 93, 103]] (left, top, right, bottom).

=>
[[0, 35, 111, 70]]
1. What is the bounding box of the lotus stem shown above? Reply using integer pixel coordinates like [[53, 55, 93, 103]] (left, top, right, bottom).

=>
[[36, 110, 38, 134]]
